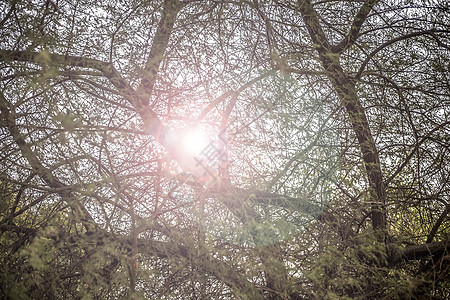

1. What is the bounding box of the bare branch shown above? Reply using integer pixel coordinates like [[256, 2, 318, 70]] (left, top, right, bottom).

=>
[[427, 204, 450, 244], [332, 0, 379, 53], [297, 0, 332, 54], [0, 92, 97, 233], [354, 30, 449, 79], [137, 0, 184, 106]]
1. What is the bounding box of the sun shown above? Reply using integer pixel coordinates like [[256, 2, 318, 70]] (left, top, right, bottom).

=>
[[181, 128, 210, 157], [163, 126, 216, 182]]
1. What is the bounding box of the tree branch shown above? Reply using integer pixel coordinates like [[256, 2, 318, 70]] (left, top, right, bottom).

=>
[[332, 0, 379, 53], [427, 204, 450, 244], [136, 237, 263, 298], [297, 0, 332, 54], [137, 0, 184, 106], [385, 120, 450, 186], [389, 240, 450, 266], [0, 92, 97, 233], [354, 30, 449, 78], [0, 49, 136, 102], [298, 0, 386, 232]]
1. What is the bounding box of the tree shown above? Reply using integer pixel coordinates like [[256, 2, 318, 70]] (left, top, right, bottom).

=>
[[1, 0, 449, 299]]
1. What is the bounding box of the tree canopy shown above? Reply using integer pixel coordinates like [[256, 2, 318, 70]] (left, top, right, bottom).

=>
[[1, 0, 449, 299]]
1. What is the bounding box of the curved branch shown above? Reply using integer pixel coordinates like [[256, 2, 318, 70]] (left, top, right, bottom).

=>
[[385, 120, 450, 186], [354, 30, 449, 78], [0, 49, 136, 102], [136, 238, 263, 298], [0, 92, 97, 233]]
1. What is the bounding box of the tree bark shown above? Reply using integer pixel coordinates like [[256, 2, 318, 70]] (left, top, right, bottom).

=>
[[297, 0, 386, 232]]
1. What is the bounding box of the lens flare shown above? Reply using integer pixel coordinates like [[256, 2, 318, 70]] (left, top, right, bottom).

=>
[[182, 129, 210, 157]]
